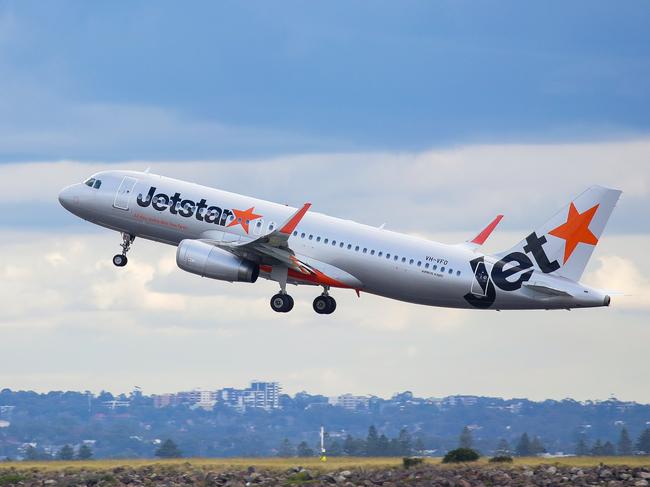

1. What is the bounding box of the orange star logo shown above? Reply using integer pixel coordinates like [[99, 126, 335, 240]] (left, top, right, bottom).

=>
[[548, 202, 599, 264], [227, 207, 262, 234]]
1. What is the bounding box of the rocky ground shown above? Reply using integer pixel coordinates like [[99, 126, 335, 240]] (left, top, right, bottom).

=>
[[1, 463, 650, 486]]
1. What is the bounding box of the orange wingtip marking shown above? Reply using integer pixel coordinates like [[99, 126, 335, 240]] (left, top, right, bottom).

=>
[[279, 203, 311, 235], [471, 214, 504, 245]]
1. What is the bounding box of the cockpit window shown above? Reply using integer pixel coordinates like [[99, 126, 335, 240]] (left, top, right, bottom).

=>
[[83, 177, 102, 189]]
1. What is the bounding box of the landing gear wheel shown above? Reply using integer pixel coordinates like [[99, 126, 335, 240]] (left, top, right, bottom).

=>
[[313, 295, 336, 314], [326, 295, 336, 313], [113, 254, 128, 267], [270, 293, 294, 313]]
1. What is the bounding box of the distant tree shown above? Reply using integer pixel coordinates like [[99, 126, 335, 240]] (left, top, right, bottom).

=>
[[77, 444, 93, 460], [57, 444, 74, 461], [366, 426, 379, 456], [414, 437, 425, 454], [459, 426, 473, 449], [495, 438, 511, 456], [343, 434, 363, 456], [328, 440, 342, 457], [618, 428, 633, 456], [602, 441, 615, 456], [155, 439, 182, 458], [296, 441, 314, 457], [636, 429, 650, 454], [398, 428, 412, 456], [515, 433, 531, 456], [575, 437, 590, 456], [277, 438, 294, 457], [530, 436, 546, 455], [24, 445, 39, 461], [591, 439, 604, 456], [377, 434, 390, 456]]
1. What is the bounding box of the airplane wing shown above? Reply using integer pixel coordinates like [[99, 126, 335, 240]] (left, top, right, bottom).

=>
[[460, 214, 504, 250], [199, 203, 362, 288]]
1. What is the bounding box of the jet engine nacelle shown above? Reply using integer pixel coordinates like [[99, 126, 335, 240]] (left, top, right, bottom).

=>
[[176, 239, 259, 283]]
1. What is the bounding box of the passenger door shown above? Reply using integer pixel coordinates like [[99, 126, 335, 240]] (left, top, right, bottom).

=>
[[113, 177, 138, 210]]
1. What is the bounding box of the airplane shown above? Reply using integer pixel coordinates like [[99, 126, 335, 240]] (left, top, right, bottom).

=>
[[58, 170, 621, 314]]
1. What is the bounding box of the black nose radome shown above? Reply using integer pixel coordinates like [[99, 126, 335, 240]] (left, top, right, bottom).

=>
[[604, 295, 611, 307]]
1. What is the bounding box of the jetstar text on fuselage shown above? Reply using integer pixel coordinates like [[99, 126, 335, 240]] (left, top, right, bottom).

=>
[[137, 186, 235, 226]]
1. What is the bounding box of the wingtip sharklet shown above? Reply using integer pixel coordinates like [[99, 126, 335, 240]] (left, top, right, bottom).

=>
[[279, 203, 312, 235], [470, 214, 504, 245]]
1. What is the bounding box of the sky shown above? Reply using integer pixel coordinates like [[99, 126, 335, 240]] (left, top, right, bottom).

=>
[[1, 1, 650, 402]]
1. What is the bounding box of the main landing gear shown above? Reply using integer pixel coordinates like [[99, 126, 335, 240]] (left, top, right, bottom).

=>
[[270, 293, 294, 313], [313, 288, 336, 315], [113, 233, 134, 267]]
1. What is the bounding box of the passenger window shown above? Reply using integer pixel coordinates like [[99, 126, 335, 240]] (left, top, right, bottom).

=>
[[363, 248, 367, 253], [417, 261, 421, 267], [332, 240, 336, 246], [370, 250, 375, 255], [378, 251, 383, 257], [441, 267, 445, 272], [309, 235, 313, 240], [433, 265, 437, 270], [386, 253, 390, 259], [301, 233, 305, 238], [449, 268, 453, 274], [268, 223, 275, 231], [394, 255, 398, 261], [347, 244, 352, 249], [355, 246, 359, 251], [456, 270, 461, 276], [324, 238, 328, 244], [425, 263, 430, 269], [402, 257, 406, 263], [293, 231, 298, 236], [93, 180, 102, 189], [340, 242, 344, 248], [316, 236, 321, 242], [409, 259, 414, 265]]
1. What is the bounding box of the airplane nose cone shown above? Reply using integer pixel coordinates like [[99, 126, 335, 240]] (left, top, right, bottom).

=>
[[58, 185, 77, 211]]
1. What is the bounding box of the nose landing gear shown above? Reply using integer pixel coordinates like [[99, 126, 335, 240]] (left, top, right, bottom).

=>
[[113, 233, 134, 267]]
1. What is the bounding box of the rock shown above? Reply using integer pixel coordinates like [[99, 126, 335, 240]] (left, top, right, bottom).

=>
[[339, 470, 352, 478], [640, 472, 650, 480], [547, 466, 557, 474], [634, 480, 649, 487], [600, 469, 613, 478]]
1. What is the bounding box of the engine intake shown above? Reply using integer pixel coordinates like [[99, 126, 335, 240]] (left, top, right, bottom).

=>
[[176, 239, 259, 283]]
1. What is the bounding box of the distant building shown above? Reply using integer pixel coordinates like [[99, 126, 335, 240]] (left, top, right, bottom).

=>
[[217, 382, 281, 412], [154, 382, 281, 412], [329, 394, 370, 411]]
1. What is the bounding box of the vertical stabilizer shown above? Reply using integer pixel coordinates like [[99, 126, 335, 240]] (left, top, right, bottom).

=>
[[497, 186, 622, 282]]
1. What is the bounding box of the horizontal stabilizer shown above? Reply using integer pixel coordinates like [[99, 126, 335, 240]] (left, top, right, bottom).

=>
[[523, 282, 572, 297]]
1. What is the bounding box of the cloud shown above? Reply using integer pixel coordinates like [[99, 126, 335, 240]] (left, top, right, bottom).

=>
[[585, 255, 650, 310], [1, 137, 649, 234]]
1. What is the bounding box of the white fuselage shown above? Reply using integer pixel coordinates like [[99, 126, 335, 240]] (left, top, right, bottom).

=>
[[58, 170, 610, 311]]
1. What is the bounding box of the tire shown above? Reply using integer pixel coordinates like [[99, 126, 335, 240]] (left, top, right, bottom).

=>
[[326, 296, 337, 314], [270, 293, 293, 313], [113, 254, 128, 267], [283, 294, 294, 313], [313, 296, 330, 314]]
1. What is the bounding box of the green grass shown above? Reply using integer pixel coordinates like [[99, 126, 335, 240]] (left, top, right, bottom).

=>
[[0, 456, 648, 473]]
